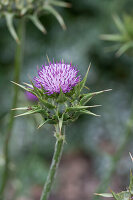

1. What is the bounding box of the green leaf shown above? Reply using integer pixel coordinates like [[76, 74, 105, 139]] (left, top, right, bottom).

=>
[[44, 5, 66, 30], [113, 15, 125, 34], [112, 191, 130, 200], [116, 42, 133, 56], [49, 0, 71, 8], [80, 89, 111, 105], [112, 192, 120, 200], [65, 115, 79, 123], [100, 34, 124, 42], [76, 109, 100, 117], [80, 93, 93, 105], [11, 81, 37, 96], [66, 105, 100, 112], [12, 107, 30, 111], [73, 64, 91, 98], [57, 88, 67, 103], [15, 109, 42, 118], [63, 113, 69, 121], [37, 119, 53, 129], [29, 14, 47, 34], [23, 82, 33, 88], [4, 12, 20, 44], [39, 98, 56, 109], [94, 193, 113, 198], [30, 80, 42, 97]]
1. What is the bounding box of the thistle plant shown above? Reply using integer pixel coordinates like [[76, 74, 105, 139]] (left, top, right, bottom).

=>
[[93, 15, 133, 200], [95, 171, 133, 200], [12, 60, 110, 200], [0, 0, 70, 43], [95, 154, 133, 200], [101, 15, 133, 56], [0, 1, 69, 198]]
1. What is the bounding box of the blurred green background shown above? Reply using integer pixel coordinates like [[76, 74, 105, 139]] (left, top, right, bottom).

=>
[[1, 0, 133, 199]]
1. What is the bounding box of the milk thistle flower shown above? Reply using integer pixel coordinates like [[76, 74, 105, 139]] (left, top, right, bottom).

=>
[[34, 62, 80, 94], [12, 59, 110, 200], [25, 91, 38, 101]]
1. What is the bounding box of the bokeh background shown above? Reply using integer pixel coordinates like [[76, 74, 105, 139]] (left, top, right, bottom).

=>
[[1, 0, 133, 199]]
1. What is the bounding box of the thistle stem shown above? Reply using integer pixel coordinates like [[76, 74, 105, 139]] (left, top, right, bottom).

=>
[[0, 18, 25, 199], [40, 126, 65, 200], [93, 100, 133, 200]]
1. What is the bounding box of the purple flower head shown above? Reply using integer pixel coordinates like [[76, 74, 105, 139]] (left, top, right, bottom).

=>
[[25, 91, 38, 101], [33, 61, 81, 95]]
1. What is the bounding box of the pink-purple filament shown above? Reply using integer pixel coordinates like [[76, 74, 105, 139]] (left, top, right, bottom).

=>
[[33, 61, 80, 95]]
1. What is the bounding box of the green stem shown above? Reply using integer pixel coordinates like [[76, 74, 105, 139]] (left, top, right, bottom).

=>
[[0, 18, 25, 200], [93, 101, 133, 200], [40, 126, 65, 200]]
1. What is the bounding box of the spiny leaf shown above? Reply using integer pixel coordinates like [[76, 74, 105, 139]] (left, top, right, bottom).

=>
[[113, 15, 125, 34], [57, 88, 67, 103], [12, 107, 30, 111], [15, 109, 42, 117], [76, 109, 100, 117], [65, 115, 79, 123], [63, 113, 69, 121], [112, 191, 131, 200], [4, 12, 20, 44], [11, 81, 37, 96], [11, 81, 31, 91], [23, 82, 33, 88], [29, 14, 47, 34], [116, 42, 133, 56], [39, 98, 56, 109], [37, 119, 52, 129], [94, 193, 113, 198], [100, 34, 124, 42], [44, 5, 66, 30], [112, 191, 119, 200], [66, 105, 101, 112], [73, 64, 91, 98], [30, 80, 42, 97], [49, 0, 71, 8], [80, 89, 111, 105], [79, 64, 91, 90]]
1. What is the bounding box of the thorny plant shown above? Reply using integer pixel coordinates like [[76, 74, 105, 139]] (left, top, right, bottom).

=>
[[0, 0, 71, 43], [12, 60, 110, 200], [101, 15, 133, 56], [95, 153, 133, 200], [0, 1, 69, 199], [93, 13, 133, 200]]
